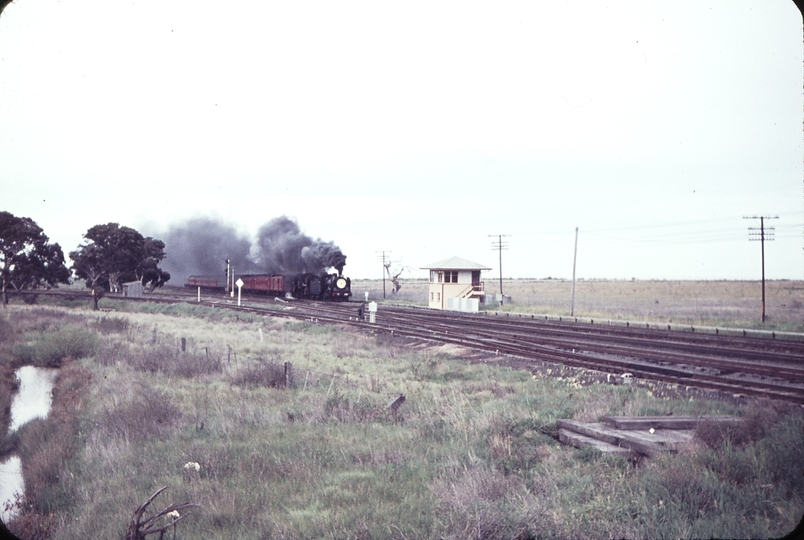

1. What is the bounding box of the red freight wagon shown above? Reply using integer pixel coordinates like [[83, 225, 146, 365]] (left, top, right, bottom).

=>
[[239, 274, 286, 295]]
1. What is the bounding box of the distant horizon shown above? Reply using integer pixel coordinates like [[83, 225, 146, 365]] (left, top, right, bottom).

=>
[[151, 274, 802, 283]]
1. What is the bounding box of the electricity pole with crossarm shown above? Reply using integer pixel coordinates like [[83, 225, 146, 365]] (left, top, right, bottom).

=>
[[744, 215, 778, 322], [489, 235, 509, 305]]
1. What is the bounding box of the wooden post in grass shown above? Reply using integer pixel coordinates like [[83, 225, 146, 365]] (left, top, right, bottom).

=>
[[386, 394, 406, 412], [284, 362, 292, 389]]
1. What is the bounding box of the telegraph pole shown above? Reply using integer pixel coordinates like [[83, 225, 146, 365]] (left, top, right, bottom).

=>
[[489, 235, 509, 305], [376, 251, 391, 299], [570, 227, 579, 316], [744, 215, 778, 322]]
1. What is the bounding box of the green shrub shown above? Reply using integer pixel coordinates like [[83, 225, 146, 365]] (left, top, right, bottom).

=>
[[33, 325, 100, 366], [12, 323, 101, 366], [11, 343, 37, 364]]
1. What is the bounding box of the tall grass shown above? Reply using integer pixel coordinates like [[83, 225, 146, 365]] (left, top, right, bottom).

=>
[[2, 305, 802, 539], [13, 325, 100, 367]]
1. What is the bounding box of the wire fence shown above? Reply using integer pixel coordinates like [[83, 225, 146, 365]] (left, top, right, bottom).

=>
[[148, 329, 405, 409]]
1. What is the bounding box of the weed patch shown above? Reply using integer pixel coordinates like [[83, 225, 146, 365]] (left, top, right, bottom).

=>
[[482, 418, 546, 475], [97, 341, 223, 378], [12, 325, 100, 367], [322, 390, 385, 423], [101, 384, 183, 442], [229, 357, 288, 388], [95, 316, 130, 335], [433, 465, 546, 539], [696, 399, 793, 449]]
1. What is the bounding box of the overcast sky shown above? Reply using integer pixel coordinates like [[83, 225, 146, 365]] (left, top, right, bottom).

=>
[[1, 0, 802, 282]]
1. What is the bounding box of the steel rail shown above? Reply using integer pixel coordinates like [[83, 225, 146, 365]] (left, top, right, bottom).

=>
[[24, 290, 804, 403]]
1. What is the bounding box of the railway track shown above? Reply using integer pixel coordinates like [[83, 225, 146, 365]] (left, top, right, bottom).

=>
[[24, 289, 804, 404]]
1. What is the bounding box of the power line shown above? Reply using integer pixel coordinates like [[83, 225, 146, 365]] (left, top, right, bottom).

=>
[[375, 250, 391, 299], [489, 235, 509, 304], [744, 215, 778, 323], [509, 212, 802, 238]]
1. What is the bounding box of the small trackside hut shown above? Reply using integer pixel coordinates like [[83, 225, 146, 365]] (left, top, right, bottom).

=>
[[421, 256, 490, 311]]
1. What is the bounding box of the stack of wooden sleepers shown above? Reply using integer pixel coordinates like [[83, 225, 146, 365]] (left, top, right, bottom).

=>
[[557, 415, 740, 458]]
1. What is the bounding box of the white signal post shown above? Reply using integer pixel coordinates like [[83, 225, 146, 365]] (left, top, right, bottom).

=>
[[230, 266, 235, 297], [235, 278, 244, 306]]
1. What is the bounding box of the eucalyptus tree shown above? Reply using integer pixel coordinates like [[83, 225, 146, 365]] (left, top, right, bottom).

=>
[[0, 211, 71, 306], [70, 223, 169, 309]]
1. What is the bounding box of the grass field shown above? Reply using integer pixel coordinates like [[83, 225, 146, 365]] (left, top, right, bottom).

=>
[[354, 278, 804, 333], [0, 297, 802, 539]]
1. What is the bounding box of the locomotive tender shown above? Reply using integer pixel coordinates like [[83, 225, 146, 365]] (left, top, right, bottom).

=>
[[186, 272, 352, 301]]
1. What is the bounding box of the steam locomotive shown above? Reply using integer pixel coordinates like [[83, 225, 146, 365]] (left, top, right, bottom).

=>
[[186, 272, 352, 301]]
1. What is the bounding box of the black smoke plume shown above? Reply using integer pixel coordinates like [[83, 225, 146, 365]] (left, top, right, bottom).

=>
[[301, 242, 347, 275], [154, 216, 347, 284], [253, 216, 347, 275], [156, 218, 254, 285]]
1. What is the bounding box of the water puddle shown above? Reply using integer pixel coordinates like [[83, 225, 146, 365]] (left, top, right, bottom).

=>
[[9, 366, 59, 432], [0, 456, 22, 523], [0, 366, 59, 523]]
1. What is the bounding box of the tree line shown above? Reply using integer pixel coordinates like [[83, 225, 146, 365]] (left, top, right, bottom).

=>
[[0, 211, 170, 310]]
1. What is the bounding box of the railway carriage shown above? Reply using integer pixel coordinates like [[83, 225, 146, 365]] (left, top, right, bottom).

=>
[[186, 272, 351, 301]]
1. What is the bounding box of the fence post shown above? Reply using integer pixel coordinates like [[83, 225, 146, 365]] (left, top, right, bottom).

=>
[[284, 362, 292, 389], [386, 394, 406, 412], [181, 337, 186, 352]]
